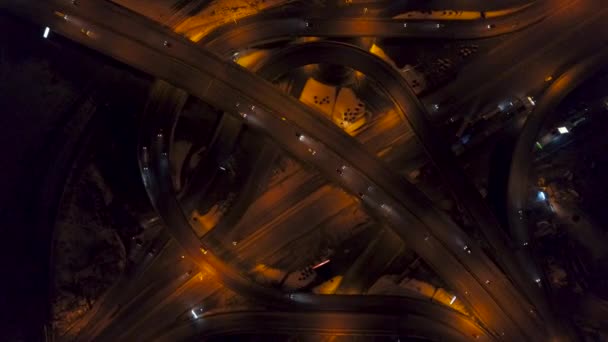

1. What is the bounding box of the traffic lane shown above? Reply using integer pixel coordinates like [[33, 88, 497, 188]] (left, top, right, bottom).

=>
[[91, 267, 202, 341], [201, 6, 546, 56], [19, 2, 534, 336], [160, 310, 489, 342], [381, 136, 428, 175], [82, 248, 198, 340], [200, 131, 280, 240], [205, 171, 325, 247], [179, 114, 241, 215], [424, 0, 602, 119], [423, 0, 588, 103], [117, 286, 223, 342], [68, 231, 168, 339], [459, 0, 608, 117], [230, 185, 355, 266], [111, 0, 175, 23], [97, 272, 223, 342], [356, 110, 414, 154], [337, 228, 404, 294], [74, 237, 187, 341], [397, 0, 530, 12]]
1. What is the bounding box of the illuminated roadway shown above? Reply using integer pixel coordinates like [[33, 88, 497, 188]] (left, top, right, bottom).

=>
[[2, 0, 587, 340], [198, 1, 546, 55], [156, 294, 491, 342], [423, 0, 608, 120]]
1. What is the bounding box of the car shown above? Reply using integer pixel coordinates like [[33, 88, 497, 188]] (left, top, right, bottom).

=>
[[526, 96, 536, 106]]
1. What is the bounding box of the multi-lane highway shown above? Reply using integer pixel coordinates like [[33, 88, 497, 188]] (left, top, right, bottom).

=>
[[157, 295, 490, 342], [6, 0, 601, 340], [198, 1, 546, 55], [3, 0, 557, 339], [424, 0, 608, 120]]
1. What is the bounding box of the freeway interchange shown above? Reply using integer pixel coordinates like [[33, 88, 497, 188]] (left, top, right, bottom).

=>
[[6, 0, 608, 340]]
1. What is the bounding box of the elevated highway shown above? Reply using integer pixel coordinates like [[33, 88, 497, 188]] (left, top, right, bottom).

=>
[[2, 0, 564, 340], [198, 1, 546, 55], [158, 295, 489, 342]]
